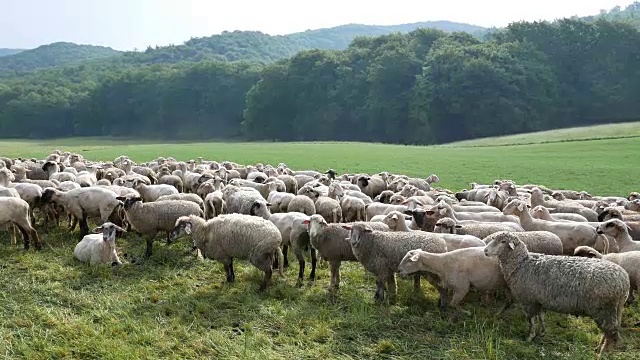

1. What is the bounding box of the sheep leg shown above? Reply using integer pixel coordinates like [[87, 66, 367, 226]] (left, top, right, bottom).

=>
[[374, 277, 386, 303], [309, 247, 317, 281], [259, 266, 272, 292], [293, 244, 306, 285], [15, 224, 30, 250], [524, 304, 541, 342], [328, 260, 341, 291], [413, 275, 421, 293], [449, 282, 472, 316], [144, 234, 157, 258], [386, 274, 397, 305], [536, 313, 545, 337], [78, 212, 89, 240], [282, 244, 289, 268], [223, 258, 235, 283]]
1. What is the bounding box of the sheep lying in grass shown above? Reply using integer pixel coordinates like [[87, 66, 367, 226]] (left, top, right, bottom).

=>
[[398, 247, 509, 315], [74, 222, 125, 266], [170, 214, 284, 291], [574, 246, 640, 304], [484, 232, 629, 355]]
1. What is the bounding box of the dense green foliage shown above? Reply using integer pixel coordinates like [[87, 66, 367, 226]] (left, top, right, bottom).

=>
[[0, 42, 121, 76], [1, 16, 639, 144]]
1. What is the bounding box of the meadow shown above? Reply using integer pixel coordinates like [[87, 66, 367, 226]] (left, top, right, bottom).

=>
[[1, 125, 639, 359]]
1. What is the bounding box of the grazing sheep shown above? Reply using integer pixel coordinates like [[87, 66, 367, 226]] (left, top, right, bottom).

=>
[[383, 211, 484, 250], [434, 217, 523, 239], [304, 215, 389, 292], [269, 212, 315, 282], [133, 179, 179, 202], [287, 195, 316, 216], [0, 197, 41, 250], [156, 193, 204, 208], [529, 205, 589, 222], [117, 195, 204, 257], [357, 175, 386, 199], [74, 222, 125, 266], [503, 199, 608, 255], [342, 222, 447, 304], [223, 185, 272, 220], [574, 246, 640, 304], [398, 247, 508, 314], [41, 187, 121, 239], [484, 232, 629, 355], [170, 214, 284, 291], [483, 231, 563, 255]]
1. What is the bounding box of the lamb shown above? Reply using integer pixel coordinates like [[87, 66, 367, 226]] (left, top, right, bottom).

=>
[[502, 199, 608, 255], [342, 222, 447, 303], [133, 179, 179, 202], [398, 247, 508, 314], [304, 215, 389, 292], [117, 195, 204, 257], [596, 219, 640, 252], [41, 187, 121, 239], [434, 217, 523, 240], [483, 231, 563, 255], [484, 232, 629, 355], [170, 214, 284, 291], [529, 205, 588, 222], [0, 197, 42, 250], [383, 211, 485, 250], [573, 246, 640, 304], [73, 222, 125, 266]]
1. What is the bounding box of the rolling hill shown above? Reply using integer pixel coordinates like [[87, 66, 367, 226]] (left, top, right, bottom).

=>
[[0, 42, 121, 75], [0, 48, 25, 57], [0, 21, 488, 75]]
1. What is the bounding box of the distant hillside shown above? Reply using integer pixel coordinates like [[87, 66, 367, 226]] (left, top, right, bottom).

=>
[[0, 21, 488, 74], [0, 42, 121, 75], [581, 1, 640, 27], [0, 48, 25, 57]]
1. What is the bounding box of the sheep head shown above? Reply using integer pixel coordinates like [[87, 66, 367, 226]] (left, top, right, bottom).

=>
[[117, 195, 143, 210], [484, 232, 522, 257], [596, 219, 631, 237], [397, 249, 425, 277], [573, 246, 602, 259], [169, 216, 193, 244], [92, 222, 126, 242], [342, 222, 372, 247]]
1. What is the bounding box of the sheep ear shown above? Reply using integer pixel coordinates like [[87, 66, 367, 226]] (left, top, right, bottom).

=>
[[301, 220, 310, 225], [517, 203, 524, 212], [455, 225, 462, 229], [404, 215, 412, 220], [508, 241, 515, 250], [341, 225, 352, 230], [116, 196, 126, 201], [91, 226, 103, 234], [438, 208, 446, 216], [114, 225, 127, 233], [425, 210, 435, 216]]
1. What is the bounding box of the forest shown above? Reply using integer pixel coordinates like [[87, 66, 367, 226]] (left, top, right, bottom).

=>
[[1, 3, 640, 144]]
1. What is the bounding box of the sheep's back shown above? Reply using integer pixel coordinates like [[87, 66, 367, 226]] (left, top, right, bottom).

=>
[[506, 255, 629, 316]]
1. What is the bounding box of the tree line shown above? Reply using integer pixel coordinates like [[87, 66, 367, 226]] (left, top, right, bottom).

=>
[[1, 18, 640, 144]]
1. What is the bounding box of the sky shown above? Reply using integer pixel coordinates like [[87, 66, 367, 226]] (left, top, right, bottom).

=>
[[1, 0, 632, 51]]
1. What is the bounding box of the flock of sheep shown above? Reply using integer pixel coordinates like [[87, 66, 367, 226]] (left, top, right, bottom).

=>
[[1, 151, 640, 355]]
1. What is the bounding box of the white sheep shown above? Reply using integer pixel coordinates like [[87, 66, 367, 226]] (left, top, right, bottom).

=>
[[74, 222, 126, 266]]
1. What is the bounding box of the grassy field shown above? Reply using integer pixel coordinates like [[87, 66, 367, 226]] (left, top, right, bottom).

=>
[[444, 121, 640, 147], [1, 132, 639, 359]]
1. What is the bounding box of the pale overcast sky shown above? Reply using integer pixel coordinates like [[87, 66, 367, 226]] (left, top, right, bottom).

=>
[[1, 0, 632, 50]]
